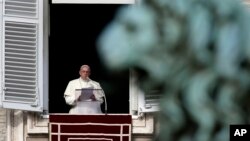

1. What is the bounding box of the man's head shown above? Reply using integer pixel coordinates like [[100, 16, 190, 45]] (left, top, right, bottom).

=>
[[79, 65, 91, 80]]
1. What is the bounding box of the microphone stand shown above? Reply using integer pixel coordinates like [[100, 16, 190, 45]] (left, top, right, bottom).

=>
[[101, 89, 108, 115]]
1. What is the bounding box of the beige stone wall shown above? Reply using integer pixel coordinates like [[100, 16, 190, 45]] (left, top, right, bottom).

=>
[[0, 109, 7, 141]]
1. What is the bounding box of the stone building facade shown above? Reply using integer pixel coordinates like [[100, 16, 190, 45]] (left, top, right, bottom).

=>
[[0, 109, 6, 141], [0, 109, 155, 141]]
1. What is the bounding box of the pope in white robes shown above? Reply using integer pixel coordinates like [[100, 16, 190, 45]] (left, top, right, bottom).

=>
[[64, 65, 104, 114]]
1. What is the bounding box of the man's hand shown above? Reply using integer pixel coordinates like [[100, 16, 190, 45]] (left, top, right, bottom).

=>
[[75, 91, 82, 101]]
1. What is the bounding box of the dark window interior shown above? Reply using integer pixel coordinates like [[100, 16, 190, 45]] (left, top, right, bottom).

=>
[[49, 4, 129, 113]]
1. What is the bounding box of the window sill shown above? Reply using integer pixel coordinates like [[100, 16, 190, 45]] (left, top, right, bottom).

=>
[[27, 112, 154, 135]]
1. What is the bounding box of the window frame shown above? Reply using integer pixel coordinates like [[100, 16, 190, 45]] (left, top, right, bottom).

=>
[[52, 0, 135, 4], [27, 0, 155, 135]]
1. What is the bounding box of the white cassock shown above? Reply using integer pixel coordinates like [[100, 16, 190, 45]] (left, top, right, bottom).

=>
[[64, 77, 104, 114]]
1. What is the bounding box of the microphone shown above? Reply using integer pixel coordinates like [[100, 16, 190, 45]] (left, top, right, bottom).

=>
[[101, 89, 108, 115]]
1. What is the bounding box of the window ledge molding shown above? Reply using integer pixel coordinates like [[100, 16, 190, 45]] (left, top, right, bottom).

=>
[[27, 112, 154, 135], [132, 113, 154, 134], [27, 112, 49, 134]]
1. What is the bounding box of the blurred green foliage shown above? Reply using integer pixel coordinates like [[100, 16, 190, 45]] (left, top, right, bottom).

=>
[[97, 0, 250, 141]]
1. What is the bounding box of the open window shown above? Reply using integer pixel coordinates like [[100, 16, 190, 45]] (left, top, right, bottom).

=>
[[0, 0, 160, 116], [48, 4, 130, 114]]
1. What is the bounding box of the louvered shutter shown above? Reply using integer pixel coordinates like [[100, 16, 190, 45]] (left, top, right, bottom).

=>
[[130, 70, 160, 117], [129, 70, 139, 116], [1, 0, 43, 112], [0, 1, 3, 107], [138, 89, 160, 113]]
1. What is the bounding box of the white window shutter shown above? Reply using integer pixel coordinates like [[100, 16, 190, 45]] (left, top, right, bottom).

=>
[[129, 70, 139, 116], [138, 89, 160, 113], [1, 0, 43, 112], [0, 1, 3, 108], [130, 70, 160, 118]]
